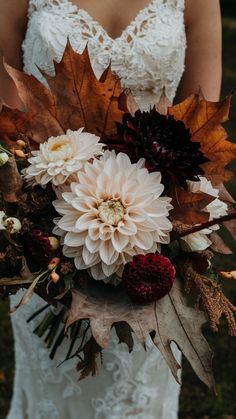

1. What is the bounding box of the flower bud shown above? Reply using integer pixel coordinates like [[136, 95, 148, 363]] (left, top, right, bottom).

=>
[[48, 236, 60, 250], [0, 152, 9, 167], [16, 140, 27, 148], [4, 217, 22, 233], [50, 271, 60, 283], [15, 149, 27, 158], [48, 257, 61, 271]]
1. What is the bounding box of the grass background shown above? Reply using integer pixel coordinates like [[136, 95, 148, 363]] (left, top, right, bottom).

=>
[[0, 1, 236, 418]]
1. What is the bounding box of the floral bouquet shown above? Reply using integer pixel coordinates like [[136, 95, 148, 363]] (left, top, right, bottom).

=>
[[0, 43, 236, 389]]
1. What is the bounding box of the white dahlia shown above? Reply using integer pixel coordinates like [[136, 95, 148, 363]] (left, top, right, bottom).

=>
[[23, 128, 104, 186], [53, 151, 172, 281], [180, 177, 228, 252]]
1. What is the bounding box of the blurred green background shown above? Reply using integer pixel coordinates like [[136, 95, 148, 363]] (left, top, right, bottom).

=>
[[0, 1, 236, 418]]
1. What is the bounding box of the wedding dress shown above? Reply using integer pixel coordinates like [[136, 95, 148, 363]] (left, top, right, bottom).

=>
[[7, 0, 186, 418]]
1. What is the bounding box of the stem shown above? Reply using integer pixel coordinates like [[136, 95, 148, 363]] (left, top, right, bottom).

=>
[[175, 212, 236, 239], [27, 303, 50, 323]]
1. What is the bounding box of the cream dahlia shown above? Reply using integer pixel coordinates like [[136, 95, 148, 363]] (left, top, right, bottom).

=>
[[53, 151, 172, 281], [180, 177, 228, 252], [23, 128, 104, 186]]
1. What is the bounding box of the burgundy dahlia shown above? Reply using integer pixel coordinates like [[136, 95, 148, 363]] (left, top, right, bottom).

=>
[[123, 253, 175, 303], [104, 109, 209, 189]]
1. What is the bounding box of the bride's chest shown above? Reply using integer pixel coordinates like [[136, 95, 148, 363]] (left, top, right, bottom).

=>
[[23, 0, 186, 106]]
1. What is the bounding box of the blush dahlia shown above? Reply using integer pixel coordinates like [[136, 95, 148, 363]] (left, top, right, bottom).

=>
[[104, 109, 209, 189], [123, 253, 175, 303]]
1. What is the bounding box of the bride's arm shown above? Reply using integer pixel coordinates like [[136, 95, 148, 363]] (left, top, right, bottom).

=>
[[175, 0, 222, 102], [0, 0, 28, 108]]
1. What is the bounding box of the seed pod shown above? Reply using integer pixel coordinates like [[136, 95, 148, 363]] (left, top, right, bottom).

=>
[[15, 149, 27, 158], [48, 257, 61, 271], [50, 271, 60, 283], [48, 236, 60, 250], [16, 139, 27, 148]]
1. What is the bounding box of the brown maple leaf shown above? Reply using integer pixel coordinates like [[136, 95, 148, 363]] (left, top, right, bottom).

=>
[[66, 279, 215, 390], [168, 93, 236, 184], [0, 42, 126, 147], [169, 185, 215, 225]]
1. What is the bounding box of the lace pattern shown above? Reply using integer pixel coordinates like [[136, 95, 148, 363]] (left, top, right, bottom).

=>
[[23, 0, 186, 110], [8, 0, 185, 417]]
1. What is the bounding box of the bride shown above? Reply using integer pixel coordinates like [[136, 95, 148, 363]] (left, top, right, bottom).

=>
[[0, 0, 221, 418]]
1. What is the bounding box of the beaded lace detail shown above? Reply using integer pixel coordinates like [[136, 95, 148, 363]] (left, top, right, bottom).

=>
[[8, 1, 185, 418]]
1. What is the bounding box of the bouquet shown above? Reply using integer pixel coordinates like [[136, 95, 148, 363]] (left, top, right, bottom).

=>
[[0, 43, 236, 389]]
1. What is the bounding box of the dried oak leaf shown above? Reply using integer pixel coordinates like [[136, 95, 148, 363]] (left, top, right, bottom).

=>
[[168, 93, 236, 184], [66, 278, 215, 390], [0, 42, 126, 147]]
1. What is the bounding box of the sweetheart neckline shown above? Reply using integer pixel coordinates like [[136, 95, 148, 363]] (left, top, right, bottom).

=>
[[57, 0, 157, 42]]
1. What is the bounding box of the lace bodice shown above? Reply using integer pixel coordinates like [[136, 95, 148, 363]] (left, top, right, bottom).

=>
[[8, 1, 185, 418], [23, 0, 186, 110]]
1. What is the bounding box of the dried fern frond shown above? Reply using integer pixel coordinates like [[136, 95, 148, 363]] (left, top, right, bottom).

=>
[[179, 258, 236, 335]]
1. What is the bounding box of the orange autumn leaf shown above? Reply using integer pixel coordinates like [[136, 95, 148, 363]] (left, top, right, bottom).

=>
[[0, 42, 126, 147], [168, 93, 236, 184]]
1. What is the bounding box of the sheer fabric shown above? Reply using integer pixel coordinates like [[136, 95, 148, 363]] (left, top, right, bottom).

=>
[[7, 1, 186, 417]]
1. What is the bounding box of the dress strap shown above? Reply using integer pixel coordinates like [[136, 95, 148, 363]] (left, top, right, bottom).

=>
[[28, 0, 48, 15], [160, 0, 185, 11]]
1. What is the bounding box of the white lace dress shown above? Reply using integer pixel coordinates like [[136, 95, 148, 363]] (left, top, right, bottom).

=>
[[7, 1, 186, 418]]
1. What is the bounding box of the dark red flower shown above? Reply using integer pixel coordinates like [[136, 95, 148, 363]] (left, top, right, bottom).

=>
[[123, 253, 175, 303], [23, 229, 57, 267], [104, 109, 209, 189]]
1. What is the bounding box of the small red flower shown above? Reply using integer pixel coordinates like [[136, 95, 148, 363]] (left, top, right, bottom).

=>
[[23, 229, 57, 267], [123, 253, 175, 303]]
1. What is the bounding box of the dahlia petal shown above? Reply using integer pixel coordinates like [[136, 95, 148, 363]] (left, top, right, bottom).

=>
[[88, 227, 100, 241], [53, 200, 77, 215], [57, 215, 77, 231], [64, 231, 87, 247], [125, 208, 147, 222], [75, 212, 96, 231], [61, 192, 76, 204], [89, 264, 106, 280], [111, 230, 130, 253], [85, 236, 100, 253], [74, 254, 88, 270], [72, 196, 97, 212], [62, 245, 78, 258], [82, 247, 100, 266], [132, 231, 154, 250], [98, 223, 113, 241], [117, 219, 137, 235], [101, 262, 118, 277], [99, 240, 118, 265]]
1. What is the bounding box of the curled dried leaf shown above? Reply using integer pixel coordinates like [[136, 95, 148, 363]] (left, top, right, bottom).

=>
[[0, 156, 23, 202]]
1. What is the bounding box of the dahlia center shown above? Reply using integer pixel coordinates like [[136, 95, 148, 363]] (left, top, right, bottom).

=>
[[49, 141, 68, 152], [98, 199, 125, 225]]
